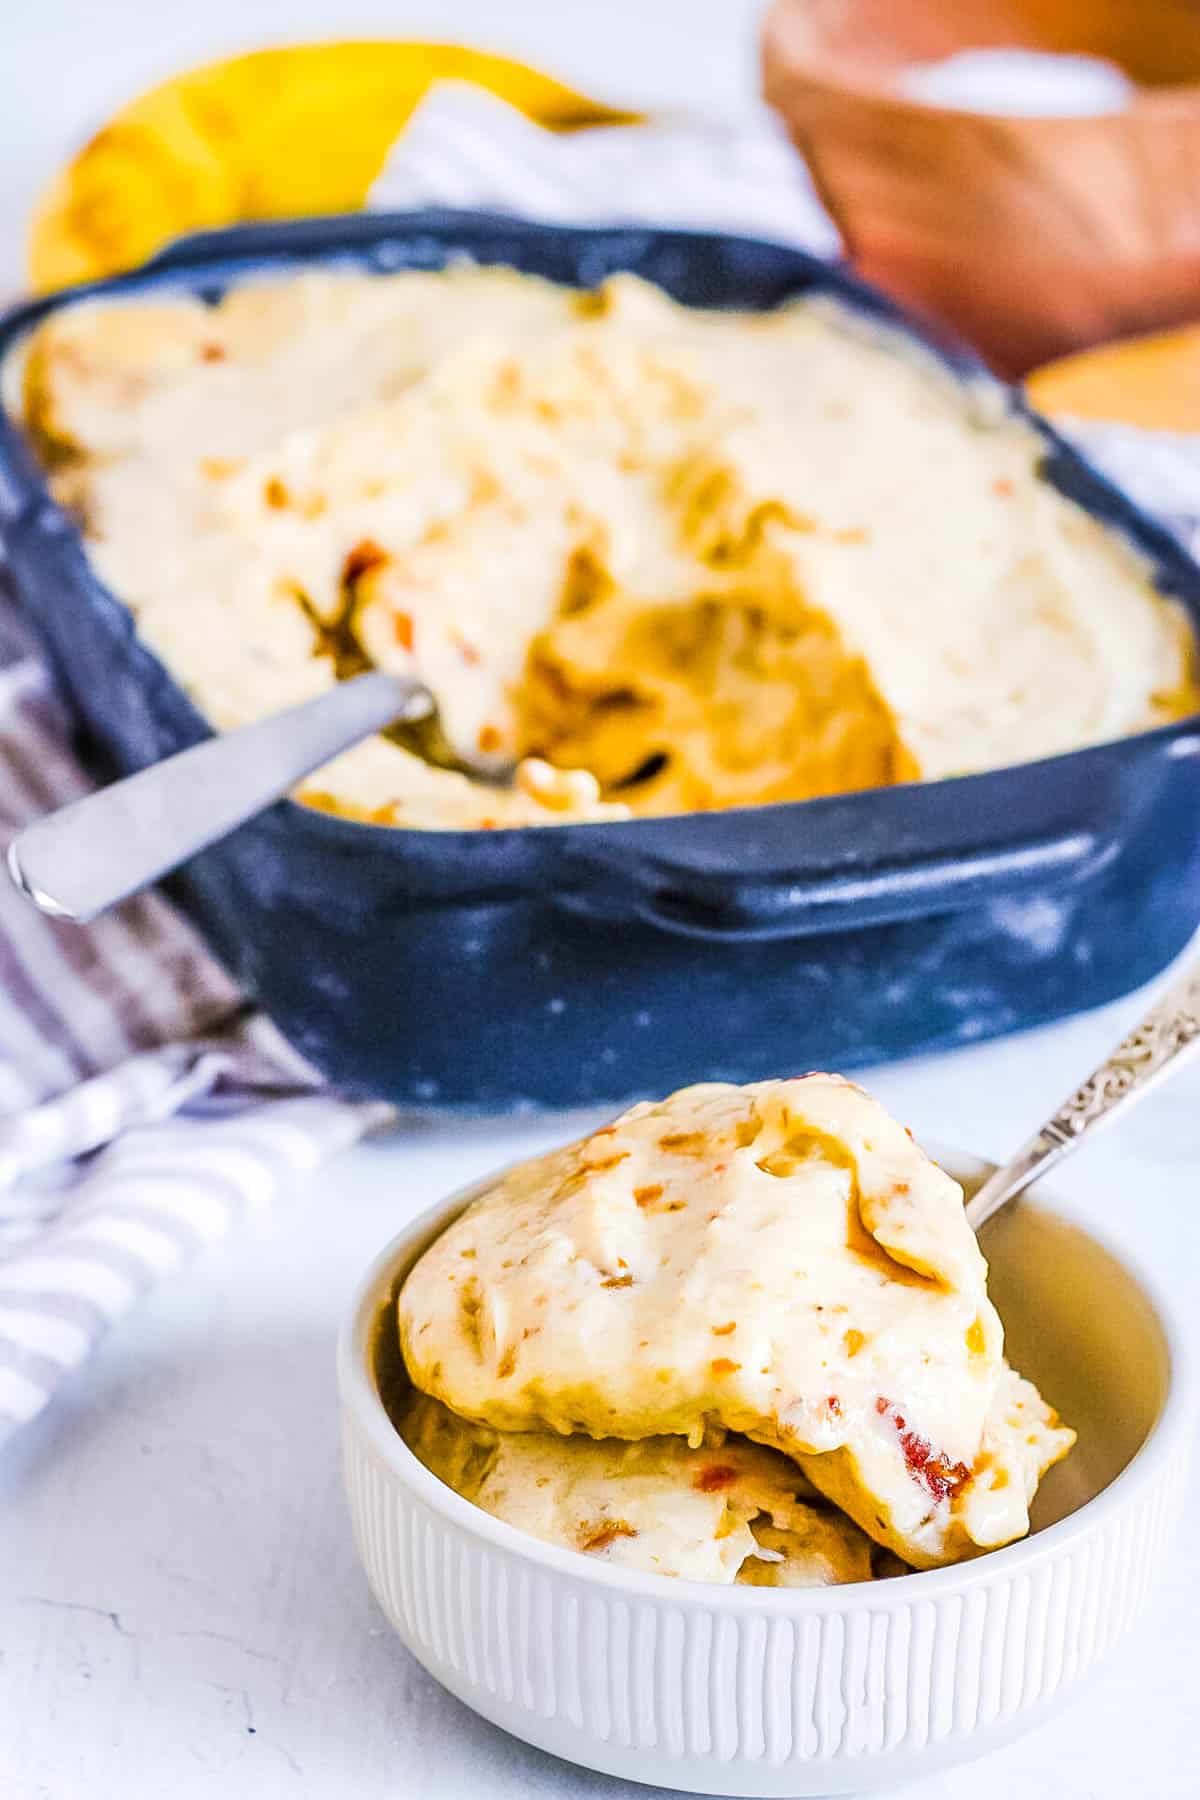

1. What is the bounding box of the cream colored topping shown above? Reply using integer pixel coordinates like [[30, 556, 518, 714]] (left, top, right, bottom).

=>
[[399, 1390, 879, 1587], [26, 267, 1195, 830], [399, 1076, 1074, 1567], [962, 1364, 1077, 1548]]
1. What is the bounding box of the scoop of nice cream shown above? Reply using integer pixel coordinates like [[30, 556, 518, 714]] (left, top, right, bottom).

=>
[[399, 1076, 1074, 1569]]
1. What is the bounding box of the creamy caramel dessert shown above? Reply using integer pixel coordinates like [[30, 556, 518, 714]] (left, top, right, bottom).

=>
[[23, 267, 1196, 830], [400, 1391, 888, 1586], [398, 1077, 1074, 1576]]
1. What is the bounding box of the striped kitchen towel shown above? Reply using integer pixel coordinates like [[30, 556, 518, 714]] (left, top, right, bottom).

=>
[[0, 605, 388, 1439]]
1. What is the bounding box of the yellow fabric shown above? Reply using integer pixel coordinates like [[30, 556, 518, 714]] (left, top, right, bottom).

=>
[[28, 42, 635, 292], [1027, 323, 1200, 433]]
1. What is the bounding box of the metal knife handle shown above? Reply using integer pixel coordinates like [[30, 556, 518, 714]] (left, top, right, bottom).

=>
[[965, 955, 1200, 1229], [7, 672, 431, 924]]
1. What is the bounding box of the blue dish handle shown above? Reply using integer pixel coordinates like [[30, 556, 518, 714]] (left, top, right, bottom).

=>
[[622, 827, 1112, 941], [551, 784, 1123, 940]]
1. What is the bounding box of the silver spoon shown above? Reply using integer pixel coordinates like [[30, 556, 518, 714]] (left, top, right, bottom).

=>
[[7, 671, 510, 924], [964, 958, 1200, 1229]]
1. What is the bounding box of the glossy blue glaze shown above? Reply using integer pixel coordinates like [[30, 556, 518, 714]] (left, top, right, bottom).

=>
[[1, 211, 1199, 1111]]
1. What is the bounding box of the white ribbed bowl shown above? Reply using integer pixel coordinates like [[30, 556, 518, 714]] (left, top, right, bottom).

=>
[[338, 1150, 1192, 1796]]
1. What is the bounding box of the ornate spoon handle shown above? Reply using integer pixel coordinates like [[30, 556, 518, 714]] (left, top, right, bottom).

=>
[[965, 956, 1200, 1230]]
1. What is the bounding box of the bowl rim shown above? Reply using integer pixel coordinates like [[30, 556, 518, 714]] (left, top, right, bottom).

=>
[[338, 1142, 1195, 1613]]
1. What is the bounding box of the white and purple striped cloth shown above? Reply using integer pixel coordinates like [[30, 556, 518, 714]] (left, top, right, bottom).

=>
[[0, 606, 389, 1439], [3, 81, 1200, 1446]]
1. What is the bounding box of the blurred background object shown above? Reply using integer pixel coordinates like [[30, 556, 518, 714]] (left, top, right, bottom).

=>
[[27, 42, 634, 291], [1, 0, 763, 299], [368, 79, 837, 251], [762, 0, 1200, 376], [1028, 321, 1200, 431]]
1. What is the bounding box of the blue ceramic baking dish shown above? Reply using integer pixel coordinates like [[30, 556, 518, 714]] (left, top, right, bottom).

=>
[[1, 209, 1199, 1112]]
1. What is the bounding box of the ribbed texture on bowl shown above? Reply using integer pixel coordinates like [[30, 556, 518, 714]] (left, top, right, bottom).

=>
[[343, 1408, 1186, 1796]]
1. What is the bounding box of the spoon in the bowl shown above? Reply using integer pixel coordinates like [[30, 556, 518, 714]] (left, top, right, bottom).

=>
[[964, 957, 1200, 1229], [7, 670, 514, 925]]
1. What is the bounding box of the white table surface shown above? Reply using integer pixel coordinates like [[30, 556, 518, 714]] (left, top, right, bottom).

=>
[[2, 2, 1198, 1794]]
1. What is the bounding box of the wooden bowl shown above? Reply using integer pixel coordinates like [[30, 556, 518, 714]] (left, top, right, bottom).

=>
[[762, 0, 1200, 375]]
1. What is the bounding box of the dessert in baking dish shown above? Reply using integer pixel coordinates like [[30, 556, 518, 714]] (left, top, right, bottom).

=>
[[23, 267, 1196, 830], [397, 1076, 1074, 1578]]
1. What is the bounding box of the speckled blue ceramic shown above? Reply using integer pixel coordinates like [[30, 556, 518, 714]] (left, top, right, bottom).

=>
[[2, 211, 1199, 1111]]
